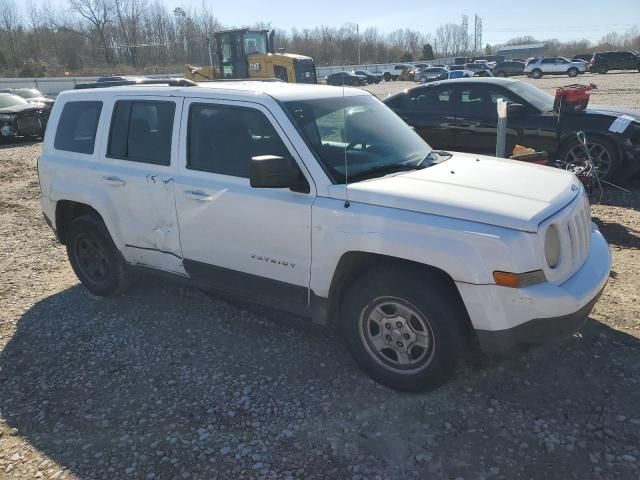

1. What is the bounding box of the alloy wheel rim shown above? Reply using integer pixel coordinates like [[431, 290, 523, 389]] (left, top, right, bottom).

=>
[[359, 297, 436, 374], [74, 233, 109, 282], [566, 142, 612, 177]]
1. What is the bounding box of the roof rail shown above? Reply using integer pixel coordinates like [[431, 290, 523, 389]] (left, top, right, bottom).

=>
[[74, 78, 197, 90], [197, 78, 285, 83]]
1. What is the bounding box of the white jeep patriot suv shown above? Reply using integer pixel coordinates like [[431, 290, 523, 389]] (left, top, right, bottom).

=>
[[38, 80, 611, 392]]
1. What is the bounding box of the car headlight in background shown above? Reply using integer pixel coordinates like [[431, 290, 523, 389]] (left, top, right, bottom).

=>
[[545, 224, 561, 269], [0, 113, 17, 122]]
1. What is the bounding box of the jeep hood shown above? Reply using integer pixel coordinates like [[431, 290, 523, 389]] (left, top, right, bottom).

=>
[[328, 153, 581, 232]]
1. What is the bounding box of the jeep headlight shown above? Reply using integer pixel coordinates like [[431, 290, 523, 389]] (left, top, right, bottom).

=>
[[545, 225, 561, 268], [0, 113, 16, 122]]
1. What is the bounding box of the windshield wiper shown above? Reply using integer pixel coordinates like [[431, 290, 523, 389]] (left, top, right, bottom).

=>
[[348, 163, 425, 182], [416, 150, 453, 167]]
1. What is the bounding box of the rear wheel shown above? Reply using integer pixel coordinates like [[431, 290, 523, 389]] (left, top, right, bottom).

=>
[[560, 135, 620, 181], [531, 68, 543, 79], [383, 72, 391, 82], [568, 67, 578, 77], [340, 265, 467, 392], [66, 215, 130, 296]]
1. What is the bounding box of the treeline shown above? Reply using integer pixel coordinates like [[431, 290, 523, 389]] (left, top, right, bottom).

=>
[[0, 0, 639, 77]]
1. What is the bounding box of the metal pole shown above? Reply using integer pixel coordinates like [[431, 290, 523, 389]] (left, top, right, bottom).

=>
[[496, 98, 508, 158], [357, 24, 361, 65], [207, 38, 214, 72]]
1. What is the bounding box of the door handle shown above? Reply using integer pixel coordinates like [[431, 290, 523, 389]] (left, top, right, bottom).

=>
[[184, 190, 213, 201], [102, 176, 126, 187]]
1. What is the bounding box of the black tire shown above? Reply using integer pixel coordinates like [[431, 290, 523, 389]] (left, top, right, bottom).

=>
[[495, 71, 506, 77], [599, 65, 608, 74], [559, 135, 620, 182], [66, 214, 130, 296], [568, 67, 578, 78], [531, 68, 543, 79], [340, 265, 467, 392], [383, 72, 391, 82], [637, 63, 640, 73]]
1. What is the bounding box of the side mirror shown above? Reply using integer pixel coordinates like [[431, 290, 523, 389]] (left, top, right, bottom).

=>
[[250, 155, 298, 189], [507, 103, 526, 116]]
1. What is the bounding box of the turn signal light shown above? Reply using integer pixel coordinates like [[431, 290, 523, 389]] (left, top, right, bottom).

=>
[[493, 270, 546, 288]]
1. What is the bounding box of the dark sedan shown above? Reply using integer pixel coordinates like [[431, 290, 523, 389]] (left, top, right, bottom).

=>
[[492, 61, 525, 77], [383, 78, 640, 181], [326, 72, 367, 86], [353, 70, 382, 84], [0, 93, 48, 142]]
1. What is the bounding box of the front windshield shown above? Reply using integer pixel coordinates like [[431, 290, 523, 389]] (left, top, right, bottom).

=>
[[285, 95, 432, 183], [243, 32, 268, 54], [15, 89, 41, 99], [507, 81, 555, 111], [0, 94, 28, 108]]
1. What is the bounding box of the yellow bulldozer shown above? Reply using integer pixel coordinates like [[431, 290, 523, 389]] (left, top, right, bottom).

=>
[[184, 29, 317, 84]]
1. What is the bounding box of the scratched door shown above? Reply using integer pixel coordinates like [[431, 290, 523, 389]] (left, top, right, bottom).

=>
[[93, 95, 186, 275]]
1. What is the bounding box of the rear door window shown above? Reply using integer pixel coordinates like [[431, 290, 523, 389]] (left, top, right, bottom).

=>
[[405, 86, 454, 113], [107, 100, 175, 165], [459, 87, 520, 119], [54, 101, 103, 154]]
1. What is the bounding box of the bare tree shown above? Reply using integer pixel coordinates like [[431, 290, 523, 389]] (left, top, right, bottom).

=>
[[68, 0, 115, 64], [0, 0, 21, 69]]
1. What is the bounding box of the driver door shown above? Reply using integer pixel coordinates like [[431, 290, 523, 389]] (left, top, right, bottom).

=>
[[173, 98, 315, 313]]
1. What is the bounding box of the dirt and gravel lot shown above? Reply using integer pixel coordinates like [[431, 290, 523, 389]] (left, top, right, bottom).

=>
[[1, 73, 639, 480]]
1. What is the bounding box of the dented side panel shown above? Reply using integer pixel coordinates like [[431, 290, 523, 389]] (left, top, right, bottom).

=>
[[92, 95, 187, 275]]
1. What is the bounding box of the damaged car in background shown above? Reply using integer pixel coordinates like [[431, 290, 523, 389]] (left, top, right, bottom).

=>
[[0, 88, 55, 111], [0, 93, 48, 142], [384, 78, 640, 181]]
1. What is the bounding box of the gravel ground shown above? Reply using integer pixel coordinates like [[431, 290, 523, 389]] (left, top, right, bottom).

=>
[[363, 71, 640, 109], [1, 84, 640, 480]]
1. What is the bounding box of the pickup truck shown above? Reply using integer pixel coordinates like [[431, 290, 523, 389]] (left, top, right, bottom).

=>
[[38, 80, 611, 392]]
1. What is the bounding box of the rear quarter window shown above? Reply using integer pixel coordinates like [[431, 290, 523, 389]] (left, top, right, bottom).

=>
[[54, 101, 103, 154]]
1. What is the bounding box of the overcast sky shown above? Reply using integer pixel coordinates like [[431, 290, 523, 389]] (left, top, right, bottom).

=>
[[158, 0, 639, 45]]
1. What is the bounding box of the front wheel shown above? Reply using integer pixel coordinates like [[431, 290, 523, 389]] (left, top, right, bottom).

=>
[[568, 67, 578, 77], [66, 215, 130, 296], [495, 71, 506, 77], [383, 72, 391, 82], [340, 266, 467, 392], [531, 68, 543, 79], [598, 65, 609, 74], [559, 135, 620, 181]]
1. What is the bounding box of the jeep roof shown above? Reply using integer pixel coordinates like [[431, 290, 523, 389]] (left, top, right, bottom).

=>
[[64, 81, 368, 102]]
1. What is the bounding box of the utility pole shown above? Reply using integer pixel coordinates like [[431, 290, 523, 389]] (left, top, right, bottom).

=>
[[357, 24, 361, 65], [474, 14, 478, 53]]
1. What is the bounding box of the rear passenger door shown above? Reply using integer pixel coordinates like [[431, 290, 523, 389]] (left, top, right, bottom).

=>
[[392, 85, 456, 149], [173, 98, 314, 314], [95, 95, 185, 274]]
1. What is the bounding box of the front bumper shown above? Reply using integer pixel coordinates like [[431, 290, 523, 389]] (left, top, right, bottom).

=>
[[456, 225, 611, 355]]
